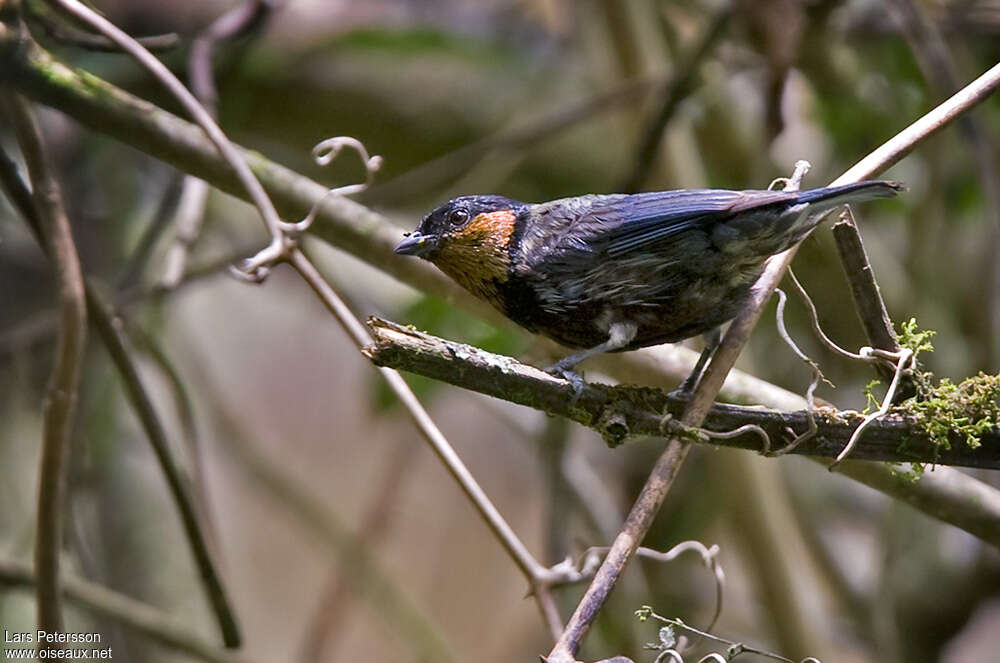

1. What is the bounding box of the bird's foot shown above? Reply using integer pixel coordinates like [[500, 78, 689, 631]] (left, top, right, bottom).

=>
[[667, 370, 701, 401], [546, 360, 586, 405]]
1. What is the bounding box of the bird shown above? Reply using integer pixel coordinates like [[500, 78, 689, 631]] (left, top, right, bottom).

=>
[[394, 181, 902, 393]]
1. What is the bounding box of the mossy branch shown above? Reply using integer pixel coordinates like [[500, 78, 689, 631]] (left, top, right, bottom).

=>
[[364, 318, 1000, 469]]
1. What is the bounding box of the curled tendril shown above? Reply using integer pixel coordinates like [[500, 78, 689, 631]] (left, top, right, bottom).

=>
[[829, 346, 913, 469], [231, 136, 383, 281], [280, 136, 384, 235]]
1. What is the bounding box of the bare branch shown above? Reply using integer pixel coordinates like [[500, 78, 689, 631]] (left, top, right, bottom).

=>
[[830, 208, 906, 384], [3, 94, 87, 656]]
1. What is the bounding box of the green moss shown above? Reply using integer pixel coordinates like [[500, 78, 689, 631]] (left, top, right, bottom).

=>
[[899, 372, 1000, 451], [860, 319, 998, 472], [893, 320, 999, 452], [897, 317, 936, 360]]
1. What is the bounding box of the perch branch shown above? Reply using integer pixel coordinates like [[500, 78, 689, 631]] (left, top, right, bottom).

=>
[[364, 318, 1000, 470]]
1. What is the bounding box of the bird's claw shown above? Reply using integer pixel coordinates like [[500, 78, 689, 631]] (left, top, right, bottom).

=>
[[546, 362, 586, 406], [667, 372, 700, 401]]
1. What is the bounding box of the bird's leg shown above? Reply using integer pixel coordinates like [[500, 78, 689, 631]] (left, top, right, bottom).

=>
[[548, 322, 637, 399], [674, 326, 722, 396]]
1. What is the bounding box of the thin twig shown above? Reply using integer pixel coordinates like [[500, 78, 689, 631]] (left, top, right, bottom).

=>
[[557, 541, 725, 634], [161, 0, 273, 288], [4, 95, 87, 657], [637, 606, 823, 663], [0, 558, 250, 663], [771, 287, 825, 455], [830, 208, 907, 385], [787, 266, 868, 362], [829, 348, 913, 470]]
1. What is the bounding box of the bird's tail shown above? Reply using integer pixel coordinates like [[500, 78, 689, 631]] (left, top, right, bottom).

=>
[[797, 180, 904, 212]]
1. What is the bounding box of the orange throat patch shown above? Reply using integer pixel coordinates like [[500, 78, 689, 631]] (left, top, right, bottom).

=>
[[431, 209, 518, 307]]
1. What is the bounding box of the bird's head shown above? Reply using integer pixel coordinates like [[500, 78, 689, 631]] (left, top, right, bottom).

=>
[[395, 195, 526, 292]]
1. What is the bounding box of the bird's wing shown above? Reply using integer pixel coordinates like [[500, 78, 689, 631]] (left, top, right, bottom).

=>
[[578, 189, 798, 258]]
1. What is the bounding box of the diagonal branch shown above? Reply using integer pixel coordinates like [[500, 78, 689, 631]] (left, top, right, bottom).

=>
[[544, 60, 1000, 662]]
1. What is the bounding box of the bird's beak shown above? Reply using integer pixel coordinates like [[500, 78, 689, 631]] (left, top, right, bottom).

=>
[[394, 232, 436, 258]]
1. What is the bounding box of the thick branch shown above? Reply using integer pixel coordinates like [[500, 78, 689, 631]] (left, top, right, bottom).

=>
[[364, 318, 1000, 469], [832, 213, 902, 357]]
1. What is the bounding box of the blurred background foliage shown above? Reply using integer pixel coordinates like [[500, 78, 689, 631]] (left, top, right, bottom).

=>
[[2, 0, 1000, 662]]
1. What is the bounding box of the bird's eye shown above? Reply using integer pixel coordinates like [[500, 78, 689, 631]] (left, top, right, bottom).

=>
[[447, 208, 470, 227]]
